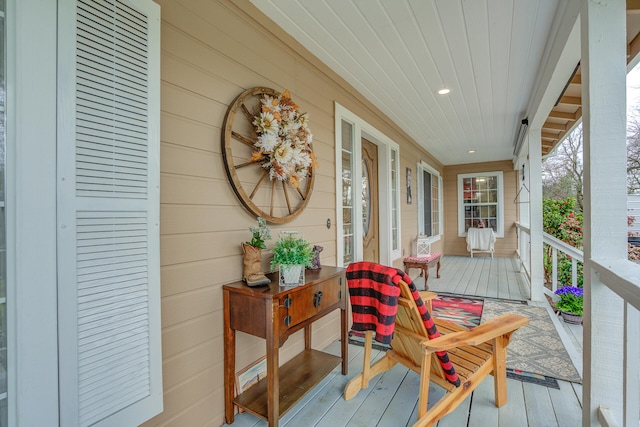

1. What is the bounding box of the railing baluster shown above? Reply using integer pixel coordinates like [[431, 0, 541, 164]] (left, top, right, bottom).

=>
[[552, 246, 558, 293], [624, 303, 639, 427], [572, 258, 577, 288]]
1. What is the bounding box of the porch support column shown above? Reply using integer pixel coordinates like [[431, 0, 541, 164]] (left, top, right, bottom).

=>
[[528, 128, 545, 302], [581, 0, 626, 424]]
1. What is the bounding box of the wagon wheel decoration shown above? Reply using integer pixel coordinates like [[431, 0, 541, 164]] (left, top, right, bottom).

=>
[[222, 87, 316, 224]]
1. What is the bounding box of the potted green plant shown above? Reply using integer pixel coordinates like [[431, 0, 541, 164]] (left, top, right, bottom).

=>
[[270, 233, 313, 287], [554, 286, 584, 324]]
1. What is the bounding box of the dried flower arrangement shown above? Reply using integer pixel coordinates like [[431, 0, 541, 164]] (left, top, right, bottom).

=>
[[251, 90, 317, 188]]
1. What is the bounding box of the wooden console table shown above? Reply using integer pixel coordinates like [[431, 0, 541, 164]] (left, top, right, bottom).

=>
[[223, 266, 348, 427]]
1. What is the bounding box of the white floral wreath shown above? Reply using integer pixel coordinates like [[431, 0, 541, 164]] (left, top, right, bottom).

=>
[[251, 90, 317, 188]]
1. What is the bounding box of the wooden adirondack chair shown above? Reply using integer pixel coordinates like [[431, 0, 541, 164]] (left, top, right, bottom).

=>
[[344, 278, 529, 427]]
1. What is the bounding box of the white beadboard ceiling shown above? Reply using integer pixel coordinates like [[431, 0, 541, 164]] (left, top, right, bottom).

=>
[[250, 0, 573, 166]]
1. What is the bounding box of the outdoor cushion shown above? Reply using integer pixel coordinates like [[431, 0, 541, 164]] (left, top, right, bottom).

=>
[[403, 252, 442, 263]]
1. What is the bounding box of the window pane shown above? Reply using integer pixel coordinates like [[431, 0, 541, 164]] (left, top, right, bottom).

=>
[[362, 160, 370, 235], [341, 154, 352, 206], [390, 149, 398, 250], [341, 120, 354, 264], [422, 170, 431, 234], [341, 120, 352, 151], [431, 177, 439, 235]]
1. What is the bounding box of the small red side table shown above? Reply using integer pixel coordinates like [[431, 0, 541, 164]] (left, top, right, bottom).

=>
[[403, 253, 442, 290]]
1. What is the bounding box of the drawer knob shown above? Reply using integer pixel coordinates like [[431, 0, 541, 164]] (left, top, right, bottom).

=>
[[313, 291, 323, 308], [283, 315, 291, 326], [284, 296, 292, 308]]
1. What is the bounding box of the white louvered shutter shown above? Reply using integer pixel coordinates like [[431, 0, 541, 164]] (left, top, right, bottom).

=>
[[57, 0, 162, 425]]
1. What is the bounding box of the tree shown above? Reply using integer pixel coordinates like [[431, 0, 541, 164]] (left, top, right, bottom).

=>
[[542, 125, 584, 211], [627, 104, 640, 193]]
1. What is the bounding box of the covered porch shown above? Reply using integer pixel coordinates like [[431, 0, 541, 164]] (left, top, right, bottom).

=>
[[225, 255, 584, 427]]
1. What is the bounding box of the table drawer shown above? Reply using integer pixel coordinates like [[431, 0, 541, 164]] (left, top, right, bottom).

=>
[[281, 275, 344, 328]]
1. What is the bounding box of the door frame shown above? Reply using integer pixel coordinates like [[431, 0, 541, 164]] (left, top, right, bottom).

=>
[[335, 103, 401, 266]]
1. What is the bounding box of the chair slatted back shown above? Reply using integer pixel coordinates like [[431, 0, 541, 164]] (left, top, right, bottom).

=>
[[392, 280, 448, 382]]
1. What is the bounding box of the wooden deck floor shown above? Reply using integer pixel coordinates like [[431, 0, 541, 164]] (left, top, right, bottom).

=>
[[225, 256, 584, 427]]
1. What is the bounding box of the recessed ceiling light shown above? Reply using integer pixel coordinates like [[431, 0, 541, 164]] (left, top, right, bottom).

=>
[[468, 150, 475, 154], [437, 88, 451, 95]]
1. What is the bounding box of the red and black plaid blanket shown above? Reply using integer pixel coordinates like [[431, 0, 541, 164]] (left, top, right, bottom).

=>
[[347, 262, 401, 345], [346, 262, 460, 387]]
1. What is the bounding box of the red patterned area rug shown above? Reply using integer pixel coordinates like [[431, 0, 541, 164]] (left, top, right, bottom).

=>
[[431, 294, 484, 329]]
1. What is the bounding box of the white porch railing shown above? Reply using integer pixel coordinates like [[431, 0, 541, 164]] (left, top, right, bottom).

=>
[[542, 232, 584, 298], [515, 222, 531, 283], [516, 226, 640, 426]]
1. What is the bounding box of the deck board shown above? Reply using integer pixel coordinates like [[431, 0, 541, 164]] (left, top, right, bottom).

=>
[[224, 256, 583, 427], [467, 377, 499, 427], [375, 370, 421, 427], [499, 378, 528, 427], [522, 382, 558, 426], [549, 380, 583, 426]]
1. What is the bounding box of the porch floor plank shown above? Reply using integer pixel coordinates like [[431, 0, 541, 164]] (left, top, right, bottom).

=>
[[498, 377, 528, 427], [549, 379, 583, 426], [467, 377, 499, 427], [523, 381, 560, 426], [375, 369, 422, 427]]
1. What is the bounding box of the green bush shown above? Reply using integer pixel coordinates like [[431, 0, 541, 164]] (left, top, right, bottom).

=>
[[543, 197, 584, 287], [557, 256, 583, 287]]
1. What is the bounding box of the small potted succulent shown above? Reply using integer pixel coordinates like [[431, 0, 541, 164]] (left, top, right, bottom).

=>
[[270, 233, 313, 287], [554, 285, 584, 324], [242, 217, 271, 287]]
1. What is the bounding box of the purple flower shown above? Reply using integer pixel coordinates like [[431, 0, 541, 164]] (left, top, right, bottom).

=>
[[555, 286, 583, 298]]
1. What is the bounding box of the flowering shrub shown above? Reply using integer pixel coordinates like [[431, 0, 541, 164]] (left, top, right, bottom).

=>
[[554, 286, 584, 316], [559, 212, 583, 248], [246, 217, 271, 250], [543, 198, 577, 237], [251, 89, 317, 188], [543, 198, 584, 286]]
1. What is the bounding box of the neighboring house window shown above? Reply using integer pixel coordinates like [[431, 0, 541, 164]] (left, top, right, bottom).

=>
[[458, 171, 504, 237], [417, 162, 442, 238]]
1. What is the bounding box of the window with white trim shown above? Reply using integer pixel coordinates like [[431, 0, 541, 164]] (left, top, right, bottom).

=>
[[458, 171, 504, 237], [417, 162, 442, 238]]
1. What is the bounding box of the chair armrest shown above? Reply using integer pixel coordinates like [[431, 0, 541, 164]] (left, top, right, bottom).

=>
[[420, 313, 529, 352], [419, 291, 438, 302]]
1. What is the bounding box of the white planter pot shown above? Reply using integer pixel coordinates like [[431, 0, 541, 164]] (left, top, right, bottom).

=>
[[279, 264, 305, 287]]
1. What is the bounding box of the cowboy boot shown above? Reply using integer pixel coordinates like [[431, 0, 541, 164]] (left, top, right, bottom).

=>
[[242, 242, 271, 286]]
